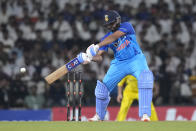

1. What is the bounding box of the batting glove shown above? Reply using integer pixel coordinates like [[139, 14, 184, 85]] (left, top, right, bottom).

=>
[[86, 44, 99, 60], [77, 52, 91, 64]]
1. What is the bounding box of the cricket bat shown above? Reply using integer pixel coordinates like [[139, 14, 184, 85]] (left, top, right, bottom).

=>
[[45, 57, 81, 84]]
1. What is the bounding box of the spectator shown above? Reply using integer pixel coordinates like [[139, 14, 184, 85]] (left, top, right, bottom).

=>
[[0, 72, 10, 109], [24, 86, 45, 109], [47, 80, 65, 107]]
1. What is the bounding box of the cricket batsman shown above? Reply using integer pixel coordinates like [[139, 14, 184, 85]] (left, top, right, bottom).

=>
[[77, 10, 154, 121], [116, 75, 158, 121]]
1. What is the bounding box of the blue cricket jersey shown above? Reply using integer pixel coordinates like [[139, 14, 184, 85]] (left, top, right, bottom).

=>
[[100, 22, 143, 61]]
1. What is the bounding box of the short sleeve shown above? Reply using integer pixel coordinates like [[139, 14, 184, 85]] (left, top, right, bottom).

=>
[[118, 22, 135, 34], [99, 45, 109, 52], [98, 33, 111, 52]]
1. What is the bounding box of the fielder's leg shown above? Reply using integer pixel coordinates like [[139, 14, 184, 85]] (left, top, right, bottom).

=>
[[116, 91, 133, 121], [150, 103, 158, 121], [138, 70, 153, 121]]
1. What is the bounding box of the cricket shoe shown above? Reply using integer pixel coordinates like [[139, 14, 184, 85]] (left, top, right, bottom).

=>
[[141, 114, 150, 122], [88, 114, 102, 121]]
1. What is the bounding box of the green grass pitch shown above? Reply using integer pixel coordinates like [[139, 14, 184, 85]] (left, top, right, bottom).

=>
[[0, 121, 196, 131]]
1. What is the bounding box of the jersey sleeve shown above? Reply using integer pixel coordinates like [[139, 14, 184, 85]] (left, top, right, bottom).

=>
[[98, 33, 110, 52], [99, 45, 109, 52], [118, 76, 127, 87], [118, 22, 135, 34]]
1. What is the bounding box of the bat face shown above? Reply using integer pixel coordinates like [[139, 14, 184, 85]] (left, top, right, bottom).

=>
[[45, 57, 81, 84]]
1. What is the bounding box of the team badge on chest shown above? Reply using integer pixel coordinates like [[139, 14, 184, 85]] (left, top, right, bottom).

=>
[[113, 41, 120, 47]]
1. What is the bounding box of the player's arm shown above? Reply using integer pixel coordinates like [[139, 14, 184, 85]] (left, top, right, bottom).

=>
[[98, 31, 125, 47], [117, 85, 123, 103], [85, 30, 125, 59], [92, 50, 105, 62], [117, 77, 127, 103], [86, 22, 134, 58]]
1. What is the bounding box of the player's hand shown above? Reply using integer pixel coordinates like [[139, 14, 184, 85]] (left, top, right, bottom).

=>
[[117, 94, 122, 103], [77, 52, 91, 64], [86, 44, 99, 60]]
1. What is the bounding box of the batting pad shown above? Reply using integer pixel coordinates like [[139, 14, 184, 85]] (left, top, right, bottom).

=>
[[138, 70, 153, 117], [95, 80, 110, 120], [139, 88, 153, 117], [95, 80, 109, 99], [138, 70, 153, 89]]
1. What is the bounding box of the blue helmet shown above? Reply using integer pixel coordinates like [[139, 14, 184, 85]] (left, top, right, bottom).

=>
[[103, 10, 121, 26]]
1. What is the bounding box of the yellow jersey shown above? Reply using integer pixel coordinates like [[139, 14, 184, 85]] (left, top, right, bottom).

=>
[[118, 75, 138, 93]]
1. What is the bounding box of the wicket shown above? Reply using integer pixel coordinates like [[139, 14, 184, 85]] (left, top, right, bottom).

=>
[[66, 71, 83, 121]]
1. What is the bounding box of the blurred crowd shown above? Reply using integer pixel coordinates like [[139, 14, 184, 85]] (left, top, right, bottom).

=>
[[0, 0, 196, 109]]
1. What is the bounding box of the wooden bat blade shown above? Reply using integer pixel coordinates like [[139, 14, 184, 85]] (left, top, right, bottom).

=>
[[44, 57, 81, 84], [45, 65, 68, 84]]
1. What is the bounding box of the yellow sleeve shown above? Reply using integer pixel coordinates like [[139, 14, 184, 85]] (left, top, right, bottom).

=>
[[118, 76, 127, 87]]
